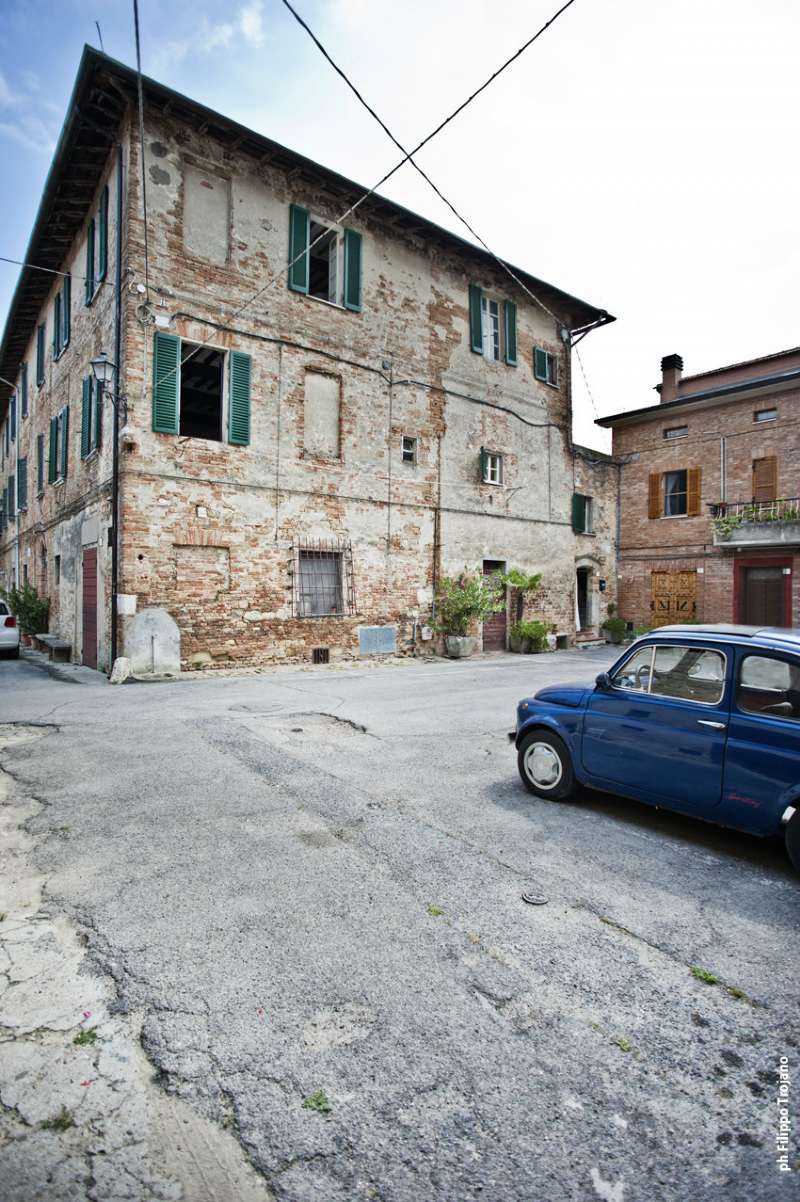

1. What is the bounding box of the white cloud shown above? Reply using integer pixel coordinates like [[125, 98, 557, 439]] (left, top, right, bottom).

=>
[[238, 2, 265, 48]]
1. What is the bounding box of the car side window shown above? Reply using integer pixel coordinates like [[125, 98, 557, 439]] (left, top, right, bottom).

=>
[[650, 646, 725, 704], [611, 646, 653, 691], [738, 655, 800, 722]]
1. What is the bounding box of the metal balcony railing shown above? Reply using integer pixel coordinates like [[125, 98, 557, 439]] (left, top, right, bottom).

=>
[[708, 497, 800, 523]]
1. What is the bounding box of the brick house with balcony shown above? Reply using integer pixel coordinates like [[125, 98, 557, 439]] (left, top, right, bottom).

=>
[[596, 350, 800, 631], [0, 47, 614, 673]]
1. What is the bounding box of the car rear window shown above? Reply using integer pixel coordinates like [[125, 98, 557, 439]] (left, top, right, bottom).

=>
[[737, 655, 800, 722], [0, 603, 7, 615]]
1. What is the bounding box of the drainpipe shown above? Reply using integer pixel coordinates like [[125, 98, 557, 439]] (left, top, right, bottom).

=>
[[109, 142, 124, 671]]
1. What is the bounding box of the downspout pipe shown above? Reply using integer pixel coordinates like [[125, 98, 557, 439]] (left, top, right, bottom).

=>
[[109, 141, 123, 672]]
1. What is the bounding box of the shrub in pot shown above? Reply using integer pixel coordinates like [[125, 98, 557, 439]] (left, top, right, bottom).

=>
[[434, 571, 503, 658], [0, 583, 49, 640], [517, 620, 551, 653]]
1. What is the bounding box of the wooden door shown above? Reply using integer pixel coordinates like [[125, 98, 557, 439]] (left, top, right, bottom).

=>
[[743, 567, 786, 626], [82, 548, 98, 669], [482, 560, 507, 651], [650, 570, 697, 627]]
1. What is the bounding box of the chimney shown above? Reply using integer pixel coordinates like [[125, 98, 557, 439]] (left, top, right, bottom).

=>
[[660, 354, 683, 403]]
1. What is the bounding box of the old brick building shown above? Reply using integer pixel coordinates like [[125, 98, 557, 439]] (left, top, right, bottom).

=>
[[597, 350, 800, 631], [0, 48, 614, 673]]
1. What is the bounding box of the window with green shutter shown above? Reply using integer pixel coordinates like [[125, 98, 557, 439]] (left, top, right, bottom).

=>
[[48, 415, 58, 483], [53, 294, 62, 357], [93, 382, 103, 450], [59, 405, 69, 480], [343, 228, 362, 311], [288, 204, 310, 293], [469, 285, 483, 354], [534, 347, 558, 385], [504, 301, 517, 366], [36, 323, 45, 386], [17, 458, 27, 511], [572, 492, 593, 534], [81, 377, 92, 458], [62, 275, 71, 347], [98, 186, 109, 282], [36, 433, 44, 495], [228, 351, 251, 446], [20, 364, 28, 418], [9, 396, 15, 443], [152, 331, 181, 434], [85, 219, 95, 304], [7, 474, 14, 519]]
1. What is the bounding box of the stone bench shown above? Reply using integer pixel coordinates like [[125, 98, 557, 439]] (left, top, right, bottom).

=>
[[36, 635, 72, 664]]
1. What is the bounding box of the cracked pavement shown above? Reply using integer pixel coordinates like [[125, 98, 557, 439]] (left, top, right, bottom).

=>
[[0, 648, 797, 1201]]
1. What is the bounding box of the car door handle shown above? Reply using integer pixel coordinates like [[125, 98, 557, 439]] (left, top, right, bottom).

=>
[[697, 720, 726, 730]]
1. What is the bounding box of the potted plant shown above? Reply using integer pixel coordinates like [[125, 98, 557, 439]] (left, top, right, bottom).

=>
[[433, 571, 503, 658], [509, 620, 529, 653], [602, 603, 627, 645], [519, 620, 551, 653], [0, 583, 50, 645]]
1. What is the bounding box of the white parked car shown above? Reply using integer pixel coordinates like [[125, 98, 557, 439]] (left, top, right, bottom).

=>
[[0, 601, 20, 659]]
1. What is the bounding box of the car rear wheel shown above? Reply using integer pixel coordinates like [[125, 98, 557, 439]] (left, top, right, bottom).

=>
[[517, 730, 576, 801], [785, 809, 800, 874]]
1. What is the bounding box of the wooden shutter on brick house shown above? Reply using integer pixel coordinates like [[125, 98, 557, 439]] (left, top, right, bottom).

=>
[[469, 285, 483, 353], [81, 377, 92, 459], [343, 228, 362, 311], [752, 456, 777, 503], [687, 467, 701, 516], [648, 473, 661, 519], [152, 331, 180, 433], [288, 204, 310, 293], [228, 351, 252, 446], [504, 301, 517, 365]]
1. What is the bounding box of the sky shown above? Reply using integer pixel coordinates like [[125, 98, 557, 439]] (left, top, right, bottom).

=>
[[1, 0, 799, 450]]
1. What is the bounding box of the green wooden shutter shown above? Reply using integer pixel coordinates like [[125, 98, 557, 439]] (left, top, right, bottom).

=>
[[48, 416, 58, 483], [8, 474, 14, 517], [469, 285, 483, 354], [93, 382, 102, 450], [21, 364, 28, 418], [572, 492, 586, 533], [81, 377, 92, 458], [37, 433, 44, 494], [85, 219, 95, 303], [98, 188, 108, 282], [18, 458, 27, 510], [504, 301, 517, 366], [479, 446, 489, 482], [62, 275, 71, 346], [228, 351, 251, 446], [152, 331, 181, 434], [60, 405, 69, 479], [534, 347, 547, 381], [53, 295, 61, 356], [288, 204, 310, 293], [343, 228, 362, 311], [36, 324, 45, 385]]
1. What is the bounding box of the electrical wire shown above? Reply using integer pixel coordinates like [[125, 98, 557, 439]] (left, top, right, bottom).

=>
[[133, 0, 151, 302], [0, 255, 108, 285], [151, 0, 581, 392], [574, 343, 599, 419]]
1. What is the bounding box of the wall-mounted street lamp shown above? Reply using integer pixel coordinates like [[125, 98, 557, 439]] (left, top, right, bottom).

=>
[[90, 351, 117, 390]]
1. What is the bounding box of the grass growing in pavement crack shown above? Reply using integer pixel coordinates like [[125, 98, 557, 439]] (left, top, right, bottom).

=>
[[426, 903, 445, 917], [40, 1107, 75, 1132], [611, 1035, 639, 1056], [0, 912, 6, 922], [73, 1029, 97, 1046], [691, 966, 718, 985], [302, 1090, 332, 1114]]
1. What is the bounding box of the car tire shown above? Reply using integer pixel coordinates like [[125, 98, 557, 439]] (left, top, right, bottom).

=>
[[517, 730, 577, 801], [785, 809, 800, 874]]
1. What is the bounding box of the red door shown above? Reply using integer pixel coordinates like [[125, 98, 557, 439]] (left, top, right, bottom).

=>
[[82, 548, 98, 669]]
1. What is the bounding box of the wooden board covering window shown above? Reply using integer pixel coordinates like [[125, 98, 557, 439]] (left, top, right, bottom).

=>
[[648, 473, 661, 519], [752, 456, 777, 503], [687, 467, 701, 516], [650, 570, 697, 626]]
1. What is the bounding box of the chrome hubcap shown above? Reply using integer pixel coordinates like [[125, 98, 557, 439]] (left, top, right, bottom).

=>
[[524, 742, 563, 790]]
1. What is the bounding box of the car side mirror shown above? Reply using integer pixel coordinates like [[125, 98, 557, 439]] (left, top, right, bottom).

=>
[[595, 672, 611, 691]]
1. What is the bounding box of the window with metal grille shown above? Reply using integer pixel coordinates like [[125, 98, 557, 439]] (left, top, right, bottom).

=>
[[293, 540, 356, 617], [312, 647, 330, 664]]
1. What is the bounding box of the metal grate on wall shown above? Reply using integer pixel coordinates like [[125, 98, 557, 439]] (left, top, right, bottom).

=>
[[292, 539, 356, 618]]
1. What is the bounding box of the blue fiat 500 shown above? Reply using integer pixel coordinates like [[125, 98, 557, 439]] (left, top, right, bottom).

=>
[[511, 625, 800, 871]]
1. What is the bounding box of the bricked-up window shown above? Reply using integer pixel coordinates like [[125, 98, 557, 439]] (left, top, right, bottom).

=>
[[294, 540, 356, 617], [304, 370, 341, 457], [180, 344, 224, 441]]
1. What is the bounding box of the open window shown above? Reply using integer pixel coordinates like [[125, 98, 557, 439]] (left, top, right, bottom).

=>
[[180, 343, 224, 441], [309, 221, 341, 304], [288, 205, 362, 310]]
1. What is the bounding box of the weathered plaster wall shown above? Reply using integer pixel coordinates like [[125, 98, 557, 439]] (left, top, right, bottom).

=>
[[111, 110, 597, 667], [573, 445, 619, 633]]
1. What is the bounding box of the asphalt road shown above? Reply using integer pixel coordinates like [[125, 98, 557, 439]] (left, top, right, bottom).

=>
[[1, 648, 797, 1202]]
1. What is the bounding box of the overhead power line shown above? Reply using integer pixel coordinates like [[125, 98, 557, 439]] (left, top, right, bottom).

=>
[[153, 0, 579, 391], [132, 0, 151, 302], [0, 255, 107, 285]]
